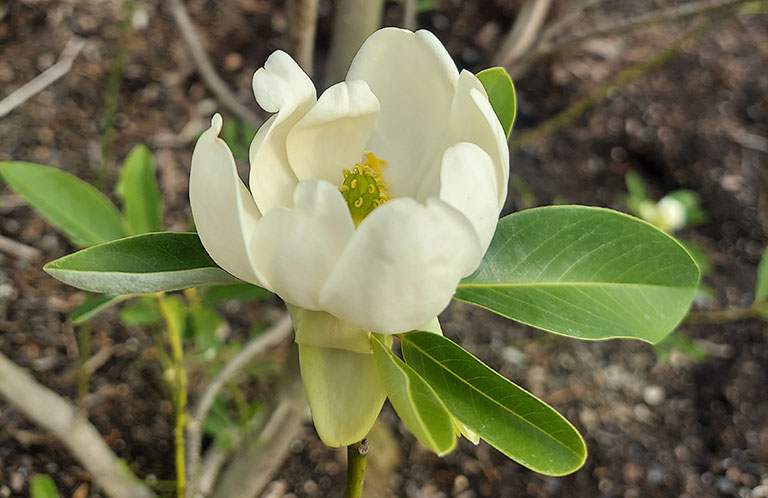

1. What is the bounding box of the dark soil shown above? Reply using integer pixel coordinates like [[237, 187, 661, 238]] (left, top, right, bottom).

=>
[[1, 1, 767, 497]]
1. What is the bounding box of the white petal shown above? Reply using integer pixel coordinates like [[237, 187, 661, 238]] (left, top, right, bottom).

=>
[[249, 179, 354, 310], [190, 114, 267, 286], [437, 143, 499, 253], [249, 51, 317, 213], [346, 28, 459, 198], [299, 343, 386, 447], [288, 305, 372, 354], [417, 70, 509, 208], [319, 198, 481, 334], [286, 80, 379, 184]]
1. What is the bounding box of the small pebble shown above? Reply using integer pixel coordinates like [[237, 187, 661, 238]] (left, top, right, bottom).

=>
[[643, 385, 665, 406]]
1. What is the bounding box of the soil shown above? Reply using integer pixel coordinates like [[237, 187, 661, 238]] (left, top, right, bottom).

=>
[[1, 1, 767, 497]]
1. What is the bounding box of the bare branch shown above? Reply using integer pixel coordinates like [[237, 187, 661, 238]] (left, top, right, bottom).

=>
[[403, 0, 417, 31], [167, 0, 263, 129], [326, 0, 384, 86], [287, 0, 319, 75], [494, 0, 553, 68], [187, 314, 294, 497], [0, 352, 156, 498], [0, 37, 84, 118]]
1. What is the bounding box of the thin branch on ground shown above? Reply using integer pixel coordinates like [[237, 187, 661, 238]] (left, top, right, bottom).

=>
[[0, 37, 85, 118], [493, 0, 553, 68], [0, 234, 42, 260], [210, 347, 307, 498], [186, 314, 294, 498], [167, 0, 262, 129], [287, 0, 319, 75], [0, 352, 157, 498]]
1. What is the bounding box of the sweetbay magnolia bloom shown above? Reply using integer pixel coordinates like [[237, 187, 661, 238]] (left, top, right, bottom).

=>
[[189, 28, 509, 446]]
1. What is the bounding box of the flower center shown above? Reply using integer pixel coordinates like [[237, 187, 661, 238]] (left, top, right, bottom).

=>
[[339, 152, 391, 226]]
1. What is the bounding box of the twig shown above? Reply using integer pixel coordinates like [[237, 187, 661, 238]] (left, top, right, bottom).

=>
[[403, 0, 417, 31], [685, 304, 766, 324], [0, 37, 85, 118], [493, 0, 553, 68], [0, 234, 42, 260], [0, 351, 156, 498], [167, 0, 263, 129], [210, 347, 307, 498], [187, 314, 293, 498], [326, 0, 384, 85], [286, 0, 319, 75], [343, 440, 369, 498]]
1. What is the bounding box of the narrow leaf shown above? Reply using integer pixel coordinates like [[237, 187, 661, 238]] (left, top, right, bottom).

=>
[[476, 67, 517, 137], [370, 334, 456, 455], [69, 294, 128, 324], [30, 474, 59, 498], [401, 331, 586, 476], [0, 161, 127, 246], [44, 232, 239, 295], [116, 144, 163, 234], [455, 206, 700, 343], [756, 248, 768, 303]]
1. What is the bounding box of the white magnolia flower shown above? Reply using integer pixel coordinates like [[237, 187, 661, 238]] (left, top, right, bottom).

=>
[[189, 28, 509, 446]]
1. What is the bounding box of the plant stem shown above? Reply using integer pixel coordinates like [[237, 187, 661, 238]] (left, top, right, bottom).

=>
[[157, 294, 188, 498], [76, 323, 92, 399], [343, 439, 369, 498], [684, 304, 766, 324]]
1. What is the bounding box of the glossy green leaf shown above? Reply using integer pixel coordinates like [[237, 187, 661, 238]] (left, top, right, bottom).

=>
[[116, 145, 163, 234], [0, 161, 127, 246], [477, 67, 516, 137], [30, 474, 58, 498], [205, 283, 272, 304], [69, 294, 128, 324], [44, 232, 239, 295], [370, 334, 456, 455], [756, 248, 768, 303], [401, 331, 585, 475], [455, 206, 700, 343]]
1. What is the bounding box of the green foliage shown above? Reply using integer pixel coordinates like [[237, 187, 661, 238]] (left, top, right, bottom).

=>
[[0, 161, 127, 246], [188, 302, 225, 351], [69, 294, 128, 324], [455, 206, 700, 343], [29, 474, 59, 498], [204, 283, 273, 305], [44, 232, 240, 295], [756, 248, 768, 304], [115, 145, 163, 234], [476, 67, 517, 137], [120, 295, 164, 326], [370, 334, 456, 455], [219, 119, 258, 162], [653, 332, 708, 364], [401, 332, 586, 475]]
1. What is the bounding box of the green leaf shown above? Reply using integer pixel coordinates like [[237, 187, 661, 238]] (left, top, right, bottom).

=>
[[30, 474, 59, 498], [189, 304, 224, 350], [455, 206, 700, 343], [69, 294, 128, 324], [205, 283, 272, 305], [120, 295, 163, 326], [115, 145, 163, 234], [401, 331, 585, 475], [44, 232, 239, 295], [0, 161, 127, 246], [370, 334, 456, 455], [756, 248, 768, 303], [476, 67, 516, 137]]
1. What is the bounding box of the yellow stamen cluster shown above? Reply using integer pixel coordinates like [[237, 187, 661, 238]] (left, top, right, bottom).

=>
[[339, 152, 391, 226]]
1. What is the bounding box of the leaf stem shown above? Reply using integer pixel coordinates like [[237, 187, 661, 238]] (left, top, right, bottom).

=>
[[684, 303, 766, 324], [343, 439, 368, 498], [157, 294, 188, 498]]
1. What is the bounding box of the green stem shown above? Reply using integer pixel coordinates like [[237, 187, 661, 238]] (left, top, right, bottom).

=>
[[76, 323, 92, 399], [684, 304, 765, 324], [157, 294, 188, 498], [343, 439, 368, 498]]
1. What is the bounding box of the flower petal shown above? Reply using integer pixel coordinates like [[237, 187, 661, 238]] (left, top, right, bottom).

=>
[[319, 198, 481, 334], [190, 114, 267, 286], [288, 305, 372, 354], [249, 50, 317, 213], [249, 179, 354, 310], [286, 80, 380, 184], [299, 343, 386, 447], [417, 70, 509, 208], [436, 142, 499, 254], [346, 28, 459, 198]]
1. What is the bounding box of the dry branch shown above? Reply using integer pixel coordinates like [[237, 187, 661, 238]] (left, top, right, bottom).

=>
[[287, 0, 319, 75], [0, 352, 156, 498], [494, 0, 552, 68]]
